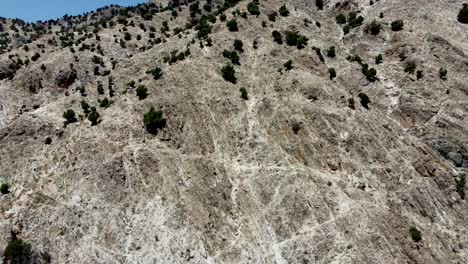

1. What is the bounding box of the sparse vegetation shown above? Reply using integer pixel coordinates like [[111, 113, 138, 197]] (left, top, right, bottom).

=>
[[239, 87, 248, 100], [247, 2, 260, 16], [329, 68, 337, 80], [326, 46, 336, 58], [279, 5, 290, 17], [315, 0, 324, 10], [284, 60, 293, 71], [439, 67, 447, 80], [63, 109, 77, 127], [404, 61, 416, 74], [227, 19, 238, 31], [272, 30, 283, 44], [458, 4, 468, 23], [268, 11, 278, 22], [285, 31, 308, 49], [144, 107, 164, 134], [336, 14, 347, 24], [45, 137, 52, 145], [136, 85, 148, 100], [391, 20, 404, 31], [417, 70, 423, 79], [409, 226, 422, 242], [222, 64, 236, 83], [4, 239, 28, 261], [368, 20, 381, 35], [456, 174, 465, 200], [147, 66, 162, 80], [358, 93, 371, 109], [1, 183, 10, 194], [88, 107, 100, 126], [375, 54, 383, 64], [223, 50, 240, 65], [233, 39, 244, 53]]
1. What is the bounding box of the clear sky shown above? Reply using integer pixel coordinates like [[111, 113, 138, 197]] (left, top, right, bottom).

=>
[[0, 0, 147, 22]]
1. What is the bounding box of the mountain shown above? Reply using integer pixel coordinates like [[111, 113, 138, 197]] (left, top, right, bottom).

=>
[[0, 0, 467, 263]]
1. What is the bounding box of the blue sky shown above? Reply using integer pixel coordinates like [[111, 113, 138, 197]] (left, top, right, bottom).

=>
[[0, 0, 147, 22]]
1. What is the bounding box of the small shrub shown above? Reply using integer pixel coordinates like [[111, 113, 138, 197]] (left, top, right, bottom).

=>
[[136, 85, 148, 100], [247, 2, 260, 16], [404, 61, 416, 74], [284, 60, 293, 71], [223, 50, 240, 65], [326, 46, 336, 58], [292, 122, 301, 134], [348, 12, 364, 28], [329, 68, 336, 80], [1, 183, 10, 194], [144, 107, 164, 134], [88, 107, 100, 126], [416, 70, 423, 79], [63, 109, 77, 126], [456, 174, 466, 200], [100, 98, 110, 108], [375, 54, 383, 64], [239, 87, 248, 100], [279, 5, 290, 17], [97, 82, 104, 95], [220, 13, 227, 22], [4, 239, 28, 261], [368, 20, 381, 35], [343, 25, 350, 34], [227, 19, 238, 32], [221, 64, 236, 83], [268, 11, 278, 22], [31, 52, 41, 61], [358, 93, 371, 109], [409, 226, 422, 242], [362, 64, 377, 82], [458, 4, 468, 23], [336, 14, 346, 24], [316, 0, 324, 10], [146, 67, 162, 80], [391, 20, 404, 31], [233, 39, 244, 53], [439, 68, 447, 80], [285, 31, 308, 49], [81, 100, 91, 115], [272, 30, 283, 44], [348, 98, 355, 110], [45, 137, 52, 145]]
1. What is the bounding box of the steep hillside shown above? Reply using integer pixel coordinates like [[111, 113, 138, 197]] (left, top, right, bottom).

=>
[[0, 0, 467, 263]]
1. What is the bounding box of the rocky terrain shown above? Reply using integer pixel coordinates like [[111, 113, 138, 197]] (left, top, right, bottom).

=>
[[0, 0, 467, 263]]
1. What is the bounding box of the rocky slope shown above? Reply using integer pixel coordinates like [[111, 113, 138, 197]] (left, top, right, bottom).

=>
[[0, 0, 467, 263]]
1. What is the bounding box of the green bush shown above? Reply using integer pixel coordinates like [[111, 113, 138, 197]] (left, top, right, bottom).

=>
[[361, 64, 377, 82], [456, 174, 465, 200], [285, 31, 308, 49], [272, 30, 283, 44], [88, 107, 100, 126], [136, 85, 148, 100], [458, 4, 468, 23], [1, 183, 10, 194], [409, 226, 422, 242], [316, 0, 324, 10], [268, 11, 278, 21], [31, 52, 41, 61], [222, 50, 240, 65], [348, 98, 355, 110], [279, 5, 290, 17], [329, 68, 336, 80], [81, 100, 91, 115], [416, 70, 423, 79], [343, 25, 350, 34], [439, 67, 447, 80], [4, 239, 27, 261], [358, 93, 371, 109], [239, 87, 248, 100], [97, 81, 104, 95], [348, 12, 364, 28], [227, 19, 238, 31], [100, 98, 110, 108], [326, 46, 336, 58], [45, 137, 52, 145], [375, 54, 383, 64], [247, 2, 260, 16], [144, 107, 164, 134], [233, 39, 244, 53], [391, 20, 404, 31], [404, 61, 416, 74], [284, 60, 293, 71], [63, 109, 77, 126], [220, 13, 227, 22], [368, 20, 381, 35], [146, 66, 162, 80], [222, 64, 236, 83], [336, 14, 346, 24]]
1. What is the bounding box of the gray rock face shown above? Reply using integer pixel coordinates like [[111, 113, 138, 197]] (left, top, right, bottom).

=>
[[0, 0, 467, 263]]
